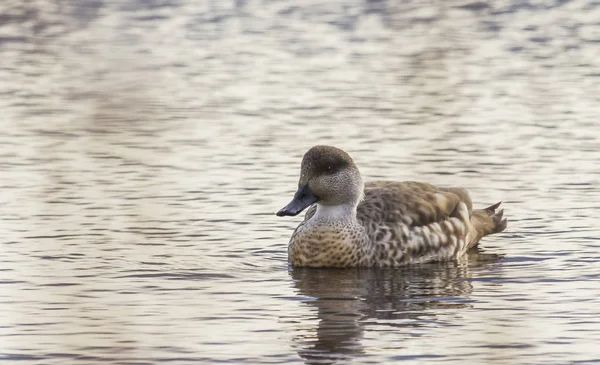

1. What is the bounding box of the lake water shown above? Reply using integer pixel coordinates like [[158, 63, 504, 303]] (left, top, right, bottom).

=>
[[1, 0, 600, 364]]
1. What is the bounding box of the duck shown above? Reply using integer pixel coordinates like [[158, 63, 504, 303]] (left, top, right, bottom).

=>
[[276, 145, 507, 268]]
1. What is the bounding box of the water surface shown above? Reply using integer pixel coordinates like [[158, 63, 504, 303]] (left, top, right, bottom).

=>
[[1, 0, 600, 364]]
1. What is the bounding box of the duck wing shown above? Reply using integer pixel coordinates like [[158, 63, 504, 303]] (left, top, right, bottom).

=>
[[357, 181, 473, 229]]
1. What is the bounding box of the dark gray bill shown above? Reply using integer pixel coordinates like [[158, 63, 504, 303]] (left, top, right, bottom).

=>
[[276, 184, 318, 217]]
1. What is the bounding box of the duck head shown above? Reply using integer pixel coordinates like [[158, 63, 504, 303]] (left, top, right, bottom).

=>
[[277, 145, 364, 217]]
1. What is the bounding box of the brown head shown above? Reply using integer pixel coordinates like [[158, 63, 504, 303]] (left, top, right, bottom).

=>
[[277, 146, 364, 217]]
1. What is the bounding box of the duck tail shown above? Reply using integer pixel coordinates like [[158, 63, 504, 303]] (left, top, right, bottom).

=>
[[468, 201, 507, 248]]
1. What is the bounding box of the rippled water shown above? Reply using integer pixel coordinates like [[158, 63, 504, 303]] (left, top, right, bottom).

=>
[[1, 0, 600, 364]]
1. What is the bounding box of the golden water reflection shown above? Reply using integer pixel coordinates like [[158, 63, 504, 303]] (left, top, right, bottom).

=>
[[290, 250, 502, 364]]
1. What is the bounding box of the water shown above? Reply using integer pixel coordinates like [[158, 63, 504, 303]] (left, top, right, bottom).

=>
[[1, 0, 600, 363]]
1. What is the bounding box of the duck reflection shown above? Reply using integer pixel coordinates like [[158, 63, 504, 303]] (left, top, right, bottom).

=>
[[289, 249, 502, 364]]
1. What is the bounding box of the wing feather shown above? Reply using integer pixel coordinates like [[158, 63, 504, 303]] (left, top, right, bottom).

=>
[[357, 181, 472, 232]]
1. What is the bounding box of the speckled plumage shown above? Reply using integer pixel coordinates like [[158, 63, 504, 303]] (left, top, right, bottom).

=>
[[278, 146, 507, 268]]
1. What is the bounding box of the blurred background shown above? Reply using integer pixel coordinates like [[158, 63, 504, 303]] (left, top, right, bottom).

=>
[[1, 0, 600, 364]]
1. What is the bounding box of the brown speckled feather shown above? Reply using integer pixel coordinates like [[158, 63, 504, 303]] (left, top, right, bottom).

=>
[[358, 181, 472, 228]]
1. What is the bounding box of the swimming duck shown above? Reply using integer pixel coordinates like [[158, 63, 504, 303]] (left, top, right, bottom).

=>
[[277, 145, 507, 268]]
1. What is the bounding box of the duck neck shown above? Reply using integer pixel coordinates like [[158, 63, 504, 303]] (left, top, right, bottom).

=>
[[312, 203, 357, 223]]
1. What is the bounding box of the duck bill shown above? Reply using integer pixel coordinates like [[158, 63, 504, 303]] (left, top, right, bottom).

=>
[[276, 184, 318, 217]]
